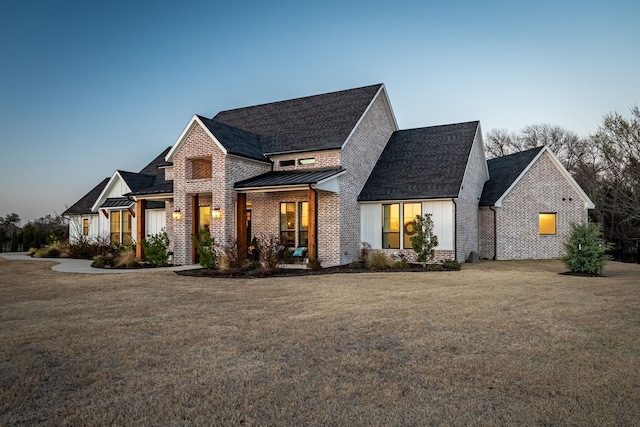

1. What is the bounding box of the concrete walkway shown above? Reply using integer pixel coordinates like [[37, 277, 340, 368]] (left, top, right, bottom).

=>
[[0, 253, 201, 274]]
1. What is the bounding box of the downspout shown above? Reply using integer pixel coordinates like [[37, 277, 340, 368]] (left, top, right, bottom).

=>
[[452, 198, 457, 262], [489, 206, 497, 260]]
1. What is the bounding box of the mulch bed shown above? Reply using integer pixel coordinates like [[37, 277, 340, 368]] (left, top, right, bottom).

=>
[[176, 264, 456, 278], [559, 271, 604, 277]]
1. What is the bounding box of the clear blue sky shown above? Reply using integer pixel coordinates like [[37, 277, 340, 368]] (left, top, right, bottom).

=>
[[1, 0, 638, 223]]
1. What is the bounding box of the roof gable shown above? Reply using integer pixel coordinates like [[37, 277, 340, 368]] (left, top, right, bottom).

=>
[[480, 146, 595, 209], [358, 121, 480, 201], [214, 84, 384, 154]]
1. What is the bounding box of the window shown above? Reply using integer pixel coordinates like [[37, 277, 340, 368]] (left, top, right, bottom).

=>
[[122, 210, 132, 244], [279, 159, 295, 167], [298, 158, 316, 165], [382, 204, 400, 249], [280, 202, 295, 246], [539, 213, 556, 235], [199, 206, 211, 232], [403, 203, 421, 249], [82, 218, 89, 236], [299, 201, 308, 246], [109, 210, 133, 244], [110, 211, 121, 244]]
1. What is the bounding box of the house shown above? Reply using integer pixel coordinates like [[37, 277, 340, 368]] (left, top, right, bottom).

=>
[[64, 84, 595, 265]]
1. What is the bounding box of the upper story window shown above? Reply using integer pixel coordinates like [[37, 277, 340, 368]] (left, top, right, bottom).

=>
[[189, 157, 212, 180], [279, 159, 295, 167], [298, 158, 316, 165]]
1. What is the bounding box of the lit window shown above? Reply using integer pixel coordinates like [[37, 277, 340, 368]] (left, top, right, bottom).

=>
[[539, 213, 556, 235], [122, 210, 132, 245], [403, 203, 421, 249], [82, 218, 89, 236], [298, 158, 316, 165], [280, 202, 295, 247], [299, 201, 308, 247], [382, 204, 400, 249], [110, 211, 121, 244]]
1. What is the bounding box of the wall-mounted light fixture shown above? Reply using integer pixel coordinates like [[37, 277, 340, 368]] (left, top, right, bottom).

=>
[[172, 210, 182, 220], [212, 208, 222, 219]]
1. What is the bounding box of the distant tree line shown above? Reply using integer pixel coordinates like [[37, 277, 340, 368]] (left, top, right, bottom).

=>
[[0, 213, 68, 252], [485, 106, 640, 261]]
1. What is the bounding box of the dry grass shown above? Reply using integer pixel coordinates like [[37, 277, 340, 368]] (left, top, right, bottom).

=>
[[1, 258, 639, 426]]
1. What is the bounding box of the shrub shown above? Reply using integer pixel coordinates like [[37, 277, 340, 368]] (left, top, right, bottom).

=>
[[33, 240, 69, 258], [442, 260, 462, 271], [348, 261, 362, 269], [240, 260, 262, 271], [256, 233, 283, 271], [411, 214, 439, 265], [221, 237, 245, 270], [115, 248, 139, 268], [368, 251, 390, 271], [427, 263, 443, 271], [27, 247, 38, 256], [391, 260, 408, 269], [191, 229, 219, 269], [563, 222, 612, 275], [359, 242, 372, 267], [91, 255, 114, 268], [280, 248, 294, 264], [69, 235, 112, 259], [307, 258, 322, 271], [142, 231, 171, 267]]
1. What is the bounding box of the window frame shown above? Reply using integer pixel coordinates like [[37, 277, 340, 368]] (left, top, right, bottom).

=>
[[539, 212, 557, 235], [403, 203, 422, 249], [82, 218, 89, 236], [280, 202, 296, 247], [298, 201, 308, 247], [382, 203, 401, 249]]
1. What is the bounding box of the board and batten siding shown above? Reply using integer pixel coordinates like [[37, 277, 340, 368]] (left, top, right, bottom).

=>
[[360, 200, 454, 251], [145, 209, 166, 237]]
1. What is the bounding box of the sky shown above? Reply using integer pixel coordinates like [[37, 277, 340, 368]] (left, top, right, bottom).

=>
[[1, 0, 638, 223]]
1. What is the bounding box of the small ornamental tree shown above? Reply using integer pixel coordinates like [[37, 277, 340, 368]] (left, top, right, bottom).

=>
[[411, 214, 439, 266], [563, 222, 611, 275]]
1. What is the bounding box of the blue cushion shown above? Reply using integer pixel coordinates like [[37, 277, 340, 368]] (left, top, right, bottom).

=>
[[293, 247, 307, 257]]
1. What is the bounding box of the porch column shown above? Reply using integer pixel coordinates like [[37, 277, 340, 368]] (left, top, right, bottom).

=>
[[236, 192, 247, 261], [136, 199, 146, 259], [191, 194, 199, 264], [308, 188, 317, 260]]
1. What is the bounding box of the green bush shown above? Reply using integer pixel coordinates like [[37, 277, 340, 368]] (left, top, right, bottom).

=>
[[307, 258, 322, 271], [191, 229, 218, 269], [563, 222, 611, 275], [411, 214, 439, 264], [348, 261, 363, 269], [442, 260, 462, 271], [142, 231, 171, 267], [427, 263, 443, 271], [368, 251, 390, 271], [391, 260, 408, 269], [240, 260, 262, 271], [91, 255, 115, 268], [115, 248, 139, 268], [27, 247, 38, 256]]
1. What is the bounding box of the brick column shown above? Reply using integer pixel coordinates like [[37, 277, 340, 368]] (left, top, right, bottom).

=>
[[236, 192, 247, 261], [136, 199, 146, 259], [308, 188, 317, 260]]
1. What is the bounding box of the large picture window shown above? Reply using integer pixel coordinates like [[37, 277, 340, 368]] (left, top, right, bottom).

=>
[[299, 201, 308, 247], [110, 211, 121, 244], [382, 204, 400, 249], [403, 203, 421, 249], [109, 210, 133, 244], [280, 202, 295, 247], [539, 213, 556, 235]]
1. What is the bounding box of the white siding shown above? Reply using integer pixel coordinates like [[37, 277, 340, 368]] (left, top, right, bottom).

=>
[[423, 200, 454, 250], [360, 203, 382, 248], [68, 214, 101, 242], [145, 209, 166, 236], [361, 200, 454, 251]]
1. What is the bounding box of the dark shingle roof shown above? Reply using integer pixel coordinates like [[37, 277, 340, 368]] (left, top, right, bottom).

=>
[[128, 181, 173, 196], [63, 178, 110, 215], [479, 146, 544, 206], [214, 84, 383, 154], [358, 122, 480, 201], [137, 146, 172, 185], [197, 116, 271, 162], [234, 168, 343, 189], [118, 170, 156, 193]]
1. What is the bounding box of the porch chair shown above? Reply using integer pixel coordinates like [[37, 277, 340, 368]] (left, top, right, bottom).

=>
[[292, 247, 308, 264]]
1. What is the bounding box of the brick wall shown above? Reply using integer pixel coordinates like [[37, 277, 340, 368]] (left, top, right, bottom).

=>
[[272, 150, 341, 171], [478, 207, 495, 259], [455, 131, 488, 262], [495, 151, 588, 259], [339, 89, 398, 265]]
